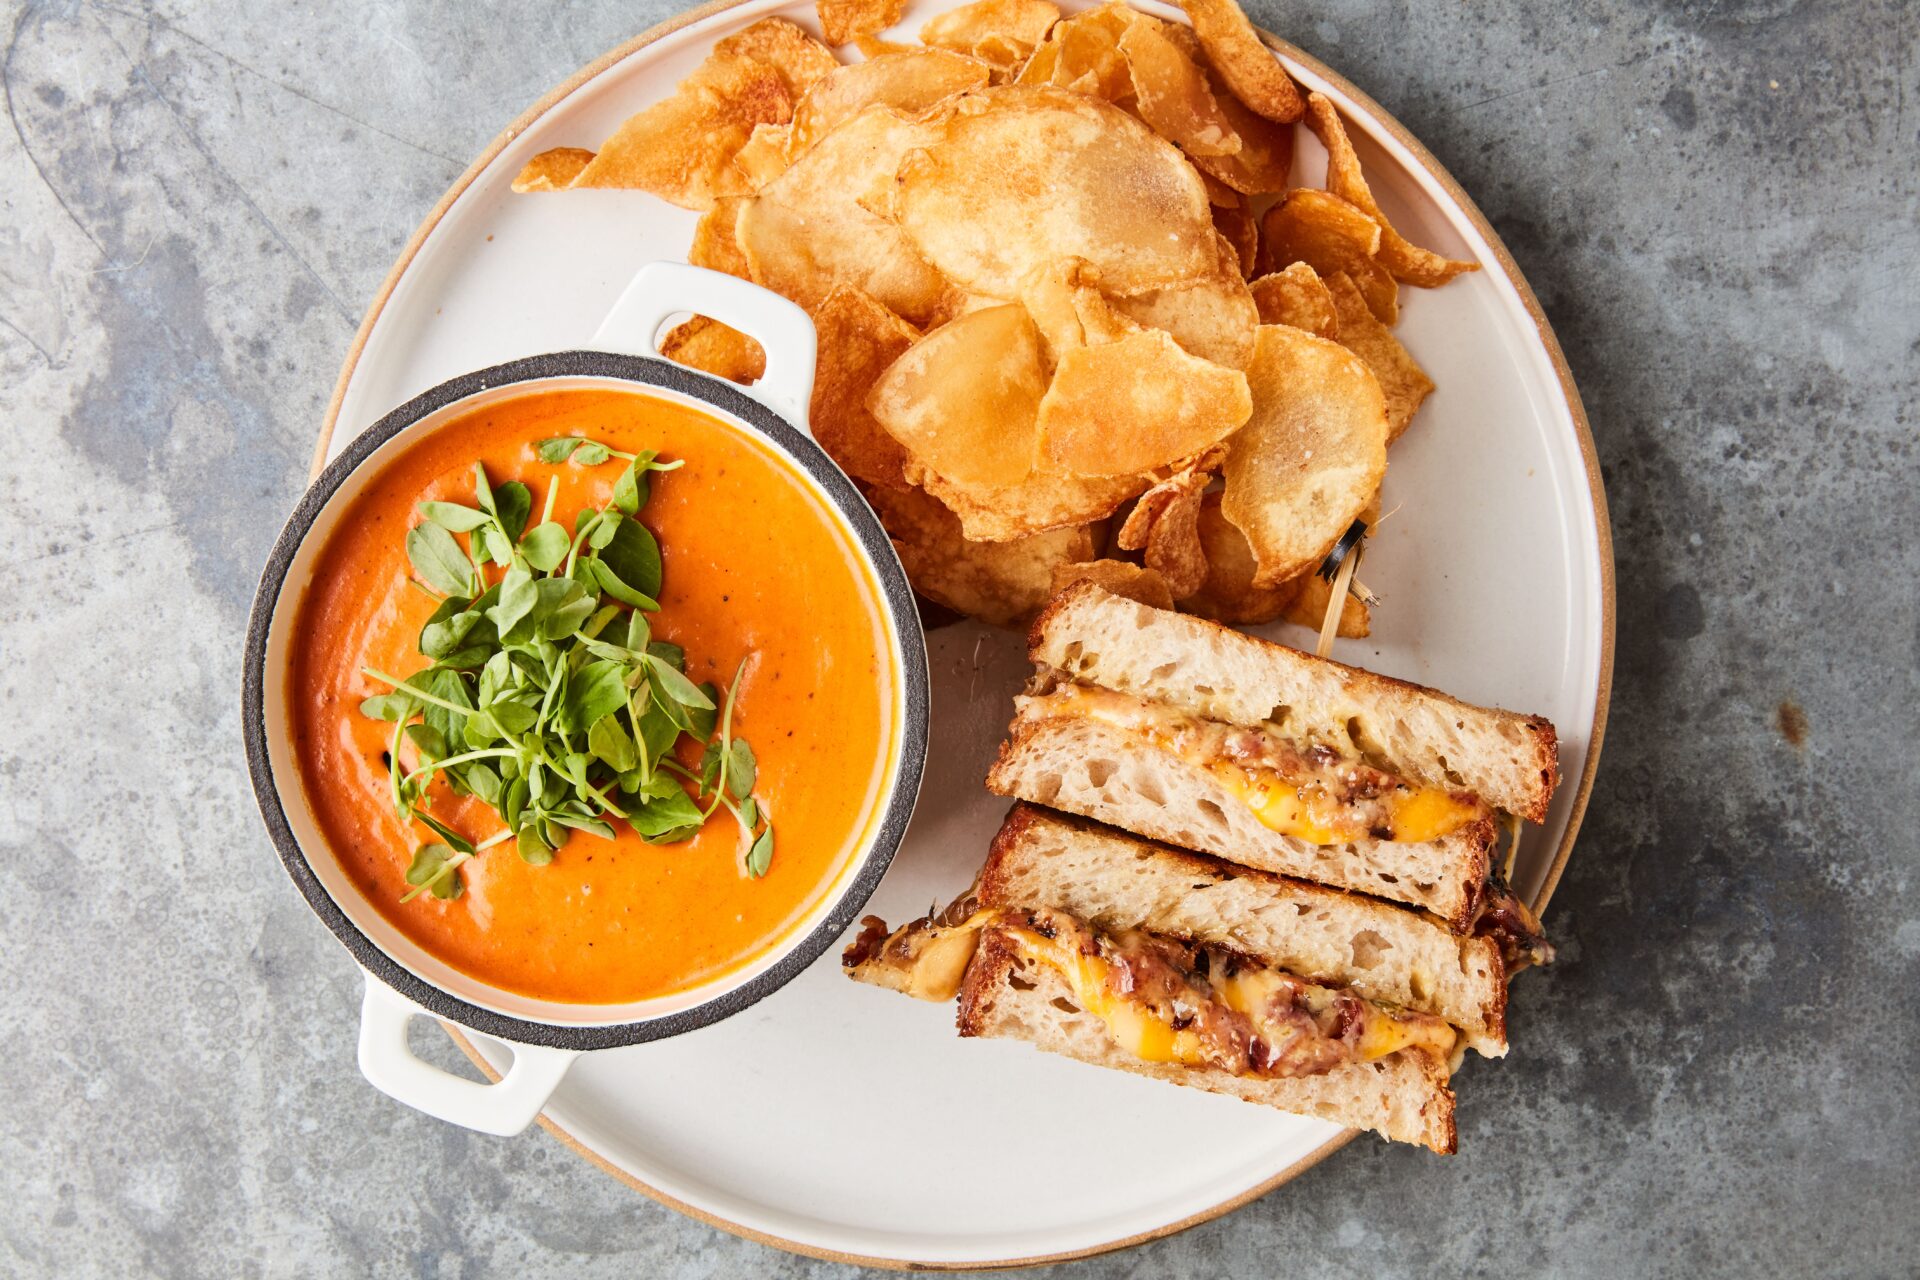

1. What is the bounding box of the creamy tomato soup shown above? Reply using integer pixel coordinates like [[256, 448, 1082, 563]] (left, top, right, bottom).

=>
[[289, 388, 895, 1003]]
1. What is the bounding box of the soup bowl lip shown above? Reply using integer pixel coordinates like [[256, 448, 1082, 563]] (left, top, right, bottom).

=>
[[243, 351, 931, 1050]]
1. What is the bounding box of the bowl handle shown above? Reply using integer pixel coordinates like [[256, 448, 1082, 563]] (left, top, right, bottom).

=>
[[356, 975, 579, 1136], [594, 261, 818, 431]]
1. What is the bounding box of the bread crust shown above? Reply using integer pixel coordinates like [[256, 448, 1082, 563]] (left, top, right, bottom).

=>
[[1029, 582, 1559, 822], [957, 928, 1457, 1152]]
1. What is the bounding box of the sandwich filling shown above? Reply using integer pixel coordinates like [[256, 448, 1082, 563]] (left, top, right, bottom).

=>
[[1021, 684, 1487, 845], [845, 906, 1458, 1080]]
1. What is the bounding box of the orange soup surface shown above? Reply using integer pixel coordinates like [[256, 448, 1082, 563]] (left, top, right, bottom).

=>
[[290, 389, 896, 1003]]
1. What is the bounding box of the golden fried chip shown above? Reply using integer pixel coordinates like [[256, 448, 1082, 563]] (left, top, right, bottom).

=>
[[511, 147, 594, 192], [731, 124, 792, 189], [1249, 262, 1338, 338], [1037, 327, 1251, 476], [1182, 491, 1293, 623], [921, 0, 1061, 67], [1212, 192, 1258, 276], [1281, 567, 1370, 637], [1198, 168, 1241, 207], [868, 485, 1098, 627], [1050, 559, 1176, 611], [897, 87, 1217, 299], [1119, 19, 1238, 156], [1219, 324, 1388, 586], [791, 49, 992, 151], [688, 197, 751, 276], [1030, 3, 1135, 100], [915, 464, 1143, 541], [811, 286, 921, 488], [713, 18, 840, 97], [660, 315, 766, 385], [1303, 91, 1477, 288], [867, 304, 1048, 486], [1020, 258, 1098, 366], [1177, 0, 1303, 122], [1114, 453, 1217, 599], [1258, 188, 1396, 323], [738, 106, 949, 323], [855, 34, 917, 57], [558, 55, 793, 209], [1109, 233, 1259, 368], [1188, 79, 1294, 194], [818, 0, 906, 46], [1323, 271, 1434, 442]]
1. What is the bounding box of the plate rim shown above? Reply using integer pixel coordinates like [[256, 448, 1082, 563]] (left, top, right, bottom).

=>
[[311, 3, 1616, 1267]]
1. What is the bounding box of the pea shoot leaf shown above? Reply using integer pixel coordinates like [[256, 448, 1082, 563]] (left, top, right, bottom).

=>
[[728, 739, 756, 800], [631, 785, 705, 839], [588, 558, 659, 611], [557, 660, 629, 733], [588, 714, 637, 772], [747, 827, 774, 878], [493, 481, 532, 544], [420, 501, 491, 532], [407, 523, 476, 596], [520, 521, 571, 572], [599, 518, 662, 599], [613, 462, 643, 515]]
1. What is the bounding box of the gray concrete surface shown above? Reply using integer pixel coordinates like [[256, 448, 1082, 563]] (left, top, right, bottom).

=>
[[2, 0, 1915, 1275]]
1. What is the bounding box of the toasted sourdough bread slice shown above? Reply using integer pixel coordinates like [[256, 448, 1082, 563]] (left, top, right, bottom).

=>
[[988, 710, 1494, 930], [1029, 583, 1559, 822], [979, 804, 1509, 1055], [958, 929, 1458, 1152]]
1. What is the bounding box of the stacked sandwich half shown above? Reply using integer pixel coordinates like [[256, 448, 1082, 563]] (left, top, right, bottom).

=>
[[846, 583, 1559, 1152]]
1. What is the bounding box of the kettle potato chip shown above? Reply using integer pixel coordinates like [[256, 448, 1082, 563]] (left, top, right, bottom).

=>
[[1249, 262, 1338, 338], [1115, 451, 1219, 598], [510, 147, 594, 192], [1051, 559, 1176, 610], [897, 87, 1218, 299], [868, 304, 1048, 486], [1187, 79, 1294, 194], [1258, 188, 1397, 322], [660, 315, 767, 385], [1109, 233, 1259, 367], [811, 286, 922, 488], [1182, 491, 1291, 623], [738, 106, 950, 323], [1302, 91, 1477, 288], [868, 485, 1098, 627], [1219, 324, 1387, 586], [1037, 327, 1251, 476], [1176, 0, 1303, 122], [817, 0, 907, 47], [914, 463, 1144, 542], [1323, 270, 1434, 441], [920, 0, 1061, 66], [688, 197, 752, 277], [790, 48, 993, 151], [713, 18, 840, 97], [1119, 19, 1239, 156]]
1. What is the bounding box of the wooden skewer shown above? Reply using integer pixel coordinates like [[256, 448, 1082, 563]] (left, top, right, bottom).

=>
[[1315, 545, 1360, 659]]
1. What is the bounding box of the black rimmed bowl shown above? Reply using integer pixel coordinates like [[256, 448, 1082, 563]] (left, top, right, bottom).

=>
[[243, 264, 929, 1136]]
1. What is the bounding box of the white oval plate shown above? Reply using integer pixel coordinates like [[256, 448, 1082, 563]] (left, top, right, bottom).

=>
[[317, 0, 1612, 1266]]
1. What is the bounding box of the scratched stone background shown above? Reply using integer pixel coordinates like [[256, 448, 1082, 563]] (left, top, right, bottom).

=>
[[1, 0, 1915, 1275]]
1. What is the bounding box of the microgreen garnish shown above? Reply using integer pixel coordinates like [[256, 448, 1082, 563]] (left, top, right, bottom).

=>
[[361, 436, 774, 902]]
